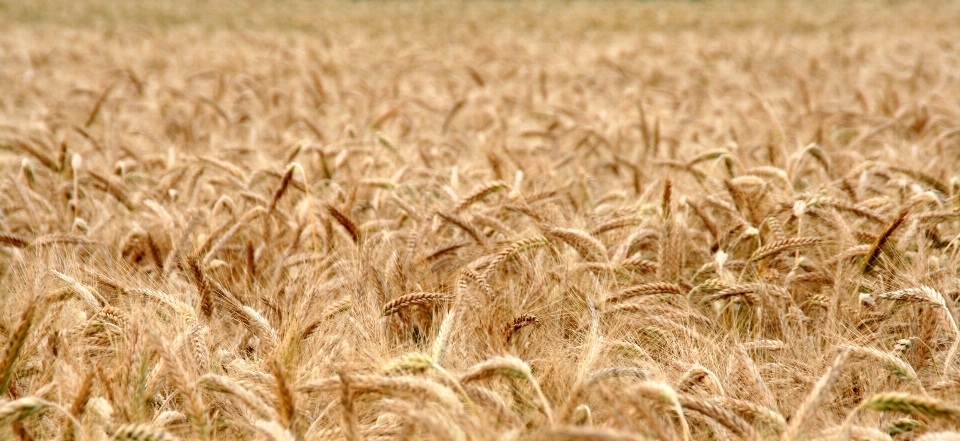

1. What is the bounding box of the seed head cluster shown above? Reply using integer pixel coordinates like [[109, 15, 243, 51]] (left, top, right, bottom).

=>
[[3, 1, 960, 439]]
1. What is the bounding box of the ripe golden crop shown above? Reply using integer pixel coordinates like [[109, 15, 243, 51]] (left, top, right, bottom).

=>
[[2, 1, 960, 439]]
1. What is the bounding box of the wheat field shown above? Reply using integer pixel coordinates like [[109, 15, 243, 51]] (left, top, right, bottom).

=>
[[3, 1, 960, 439]]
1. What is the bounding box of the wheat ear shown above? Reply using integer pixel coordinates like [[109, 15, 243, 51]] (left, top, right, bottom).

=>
[[382, 292, 447, 316], [452, 180, 508, 213], [107, 424, 180, 441], [459, 356, 554, 425], [783, 347, 851, 441], [0, 295, 42, 396]]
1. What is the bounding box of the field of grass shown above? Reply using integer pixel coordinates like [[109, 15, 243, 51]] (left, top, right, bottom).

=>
[[4, 0, 960, 439]]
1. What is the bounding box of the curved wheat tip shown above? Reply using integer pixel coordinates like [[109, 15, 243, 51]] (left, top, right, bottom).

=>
[[452, 180, 508, 213], [459, 356, 532, 383], [320, 297, 352, 320], [152, 410, 186, 428], [559, 364, 645, 424], [240, 305, 279, 344], [831, 244, 872, 263], [876, 286, 947, 307], [783, 347, 851, 441], [677, 394, 758, 440], [675, 366, 709, 395], [49, 269, 102, 311], [711, 397, 786, 434], [380, 375, 465, 413], [503, 314, 539, 342], [571, 404, 592, 426], [198, 374, 278, 421], [701, 194, 749, 225], [197, 154, 247, 180], [749, 236, 820, 261], [326, 203, 360, 245], [381, 352, 434, 375], [459, 267, 494, 298], [107, 423, 180, 441], [0, 232, 29, 248], [676, 365, 723, 395], [482, 235, 550, 275], [98, 305, 129, 328], [0, 397, 50, 426], [918, 287, 957, 334], [381, 292, 447, 316], [462, 385, 522, 426], [841, 345, 924, 390], [606, 282, 682, 304], [631, 381, 690, 441], [253, 420, 296, 441], [882, 417, 922, 436], [459, 356, 553, 424], [748, 166, 792, 188], [685, 148, 731, 169], [859, 392, 960, 423], [619, 255, 659, 273], [876, 286, 959, 337], [381, 350, 478, 415], [591, 215, 641, 236], [268, 165, 295, 212], [761, 216, 786, 241], [914, 432, 960, 441], [722, 282, 790, 300], [124, 287, 196, 323], [863, 207, 910, 272]]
